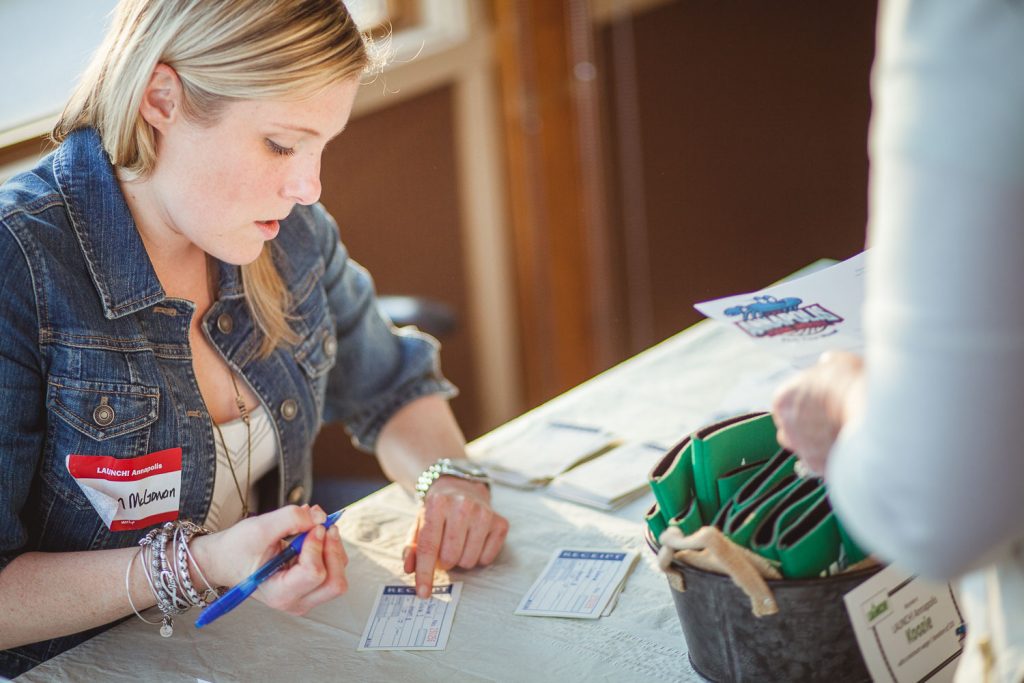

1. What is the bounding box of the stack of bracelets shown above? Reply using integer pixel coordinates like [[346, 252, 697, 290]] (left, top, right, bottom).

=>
[[125, 520, 221, 637]]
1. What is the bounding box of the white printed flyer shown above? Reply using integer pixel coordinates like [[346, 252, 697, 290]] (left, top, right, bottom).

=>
[[694, 252, 867, 367]]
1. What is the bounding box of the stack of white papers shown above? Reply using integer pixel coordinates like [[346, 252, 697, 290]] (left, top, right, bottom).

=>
[[474, 421, 619, 488], [546, 441, 667, 510], [515, 548, 639, 619]]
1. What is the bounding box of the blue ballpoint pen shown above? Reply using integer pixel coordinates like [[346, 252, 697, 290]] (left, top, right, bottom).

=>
[[195, 509, 345, 628]]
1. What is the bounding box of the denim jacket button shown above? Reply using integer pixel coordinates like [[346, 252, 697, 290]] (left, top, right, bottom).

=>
[[280, 399, 299, 421], [216, 313, 234, 335], [322, 335, 337, 358], [92, 403, 115, 427], [287, 485, 306, 505]]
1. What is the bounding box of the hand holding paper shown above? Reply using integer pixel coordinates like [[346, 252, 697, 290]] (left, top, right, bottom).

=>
[[771, 351, 865, 474]]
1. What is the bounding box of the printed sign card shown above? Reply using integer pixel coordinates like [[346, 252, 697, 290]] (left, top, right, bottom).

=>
[[844, 564, 965, 683]]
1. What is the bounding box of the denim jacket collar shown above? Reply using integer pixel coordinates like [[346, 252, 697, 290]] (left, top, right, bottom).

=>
[[52, 128, 166, 320], [53, 128, 247, 312]]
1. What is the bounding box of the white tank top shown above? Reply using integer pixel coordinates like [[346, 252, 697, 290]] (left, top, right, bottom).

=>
[[203, 404, 278, 531]]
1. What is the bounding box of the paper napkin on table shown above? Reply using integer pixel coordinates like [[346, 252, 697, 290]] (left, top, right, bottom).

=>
[[473, 421, 619, 489], [546, 441, 666, 510]]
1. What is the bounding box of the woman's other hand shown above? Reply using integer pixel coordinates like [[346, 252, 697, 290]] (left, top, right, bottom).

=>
[[771, 351, 865, 475], [192, 504, 348, 616], [403, 477, 509, 599]]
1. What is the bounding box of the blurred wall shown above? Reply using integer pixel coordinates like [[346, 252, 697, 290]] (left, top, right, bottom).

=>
[[313, 0, 879, 484], [495, 0, 877, 408], [597, 1, 877, 357]]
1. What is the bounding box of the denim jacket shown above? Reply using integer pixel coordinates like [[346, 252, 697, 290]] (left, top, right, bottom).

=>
[[0, 128, 453, 675]]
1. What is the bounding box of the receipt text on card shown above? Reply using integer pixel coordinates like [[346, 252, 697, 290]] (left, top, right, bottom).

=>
[[358, 583, 462, 651], [515, 549, 638, 619]]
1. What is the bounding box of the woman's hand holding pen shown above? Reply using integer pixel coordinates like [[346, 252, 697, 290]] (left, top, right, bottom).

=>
[[771, 351, 866, 476], [403, 477, 509, 599], [191, 504, 348, 616]]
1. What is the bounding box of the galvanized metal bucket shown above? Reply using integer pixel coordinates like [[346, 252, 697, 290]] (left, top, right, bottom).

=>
[[646, 528, 880, 682]]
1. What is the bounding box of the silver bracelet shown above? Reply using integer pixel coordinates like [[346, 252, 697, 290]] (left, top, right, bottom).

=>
[[139, 534, 175, 637], [174, 522, 219, 607], [125, 547, 161, 626], [136, 523, 194, 637], [171, 527, 202, 607], [148, 528, 180, 637], [182, 536, 219, 606], [155, 524, 190, 614], [129, 521, 218, 636], [137, 543, 160, 613]]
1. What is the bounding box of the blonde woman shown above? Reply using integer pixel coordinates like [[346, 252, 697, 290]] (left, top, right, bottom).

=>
[[0, 0, 507, 675]]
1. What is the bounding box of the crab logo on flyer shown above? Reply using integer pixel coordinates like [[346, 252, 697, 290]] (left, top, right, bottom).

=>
[[723, 295, 844, 339]]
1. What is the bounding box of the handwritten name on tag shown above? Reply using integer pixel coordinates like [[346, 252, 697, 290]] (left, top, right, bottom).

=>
[[66, 448, 182, 531]]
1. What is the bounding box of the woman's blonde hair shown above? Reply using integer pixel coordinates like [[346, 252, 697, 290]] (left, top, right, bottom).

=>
[[53, 0, 372, 357]]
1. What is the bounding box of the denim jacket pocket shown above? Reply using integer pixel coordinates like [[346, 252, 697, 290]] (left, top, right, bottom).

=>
[[295, 321, 337, 379], [294, 318, 337, 426], [42, 377, 160, 513], [47, 378, 159, 441]]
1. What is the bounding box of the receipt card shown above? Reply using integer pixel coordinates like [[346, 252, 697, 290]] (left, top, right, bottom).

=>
[[358, 583, 462, 651], [515, 549, 638, 618]]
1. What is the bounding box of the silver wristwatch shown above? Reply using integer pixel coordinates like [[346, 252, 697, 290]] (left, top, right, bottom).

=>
[[414, 458, 491, 501]]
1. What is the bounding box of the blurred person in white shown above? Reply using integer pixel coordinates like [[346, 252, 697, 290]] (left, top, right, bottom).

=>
[[771, 1, 1024, 680]]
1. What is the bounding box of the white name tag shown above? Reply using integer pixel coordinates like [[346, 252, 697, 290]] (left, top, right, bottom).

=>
[[66, 448, 182, 531]]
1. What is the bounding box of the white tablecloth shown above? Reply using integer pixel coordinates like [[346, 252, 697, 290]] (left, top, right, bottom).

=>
[[19, 320, 789, 682]]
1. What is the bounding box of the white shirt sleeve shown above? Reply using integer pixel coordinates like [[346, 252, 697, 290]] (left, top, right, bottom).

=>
[[826, 0, 1024, 580]]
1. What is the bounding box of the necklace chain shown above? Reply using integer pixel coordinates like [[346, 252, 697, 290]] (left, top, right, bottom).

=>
[[212, 371, 253, 518]]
